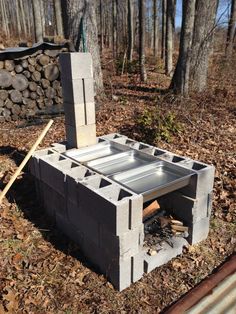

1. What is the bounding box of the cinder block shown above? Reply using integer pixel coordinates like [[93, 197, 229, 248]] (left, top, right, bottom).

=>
[[29, 149, 55, 179], [60, 78, 85, 104], [64, 102, 86, 127], [99, 225, 144, 259], [188, 217, 210, 244], [77, 176, 143, 235], [39, 155, 81, 195], [144, 237, 188, 273], [99, 133, 127, 141], [51, 142, 67, 153], [67, 200, 100, 246], [179, 162, 215, 198], [59, 52, 93, 80], [161, 192, 212, 224], [83, 78, 94, 104], [65, 166, 95, 203], [42, 183, 66, 219], [56, 212, 84, 246], [65, 123, 96, 148], [107, 252, 144, 291]]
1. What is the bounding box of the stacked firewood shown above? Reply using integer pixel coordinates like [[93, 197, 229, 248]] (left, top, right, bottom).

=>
[[0, 47, 68, 122]]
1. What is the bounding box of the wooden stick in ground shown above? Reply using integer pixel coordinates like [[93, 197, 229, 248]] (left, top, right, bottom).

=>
[[143, 200, 160, 220], [0, 119, 53, 204]]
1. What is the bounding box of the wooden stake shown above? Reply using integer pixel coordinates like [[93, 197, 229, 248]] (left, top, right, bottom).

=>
[[143, 200, 160, 220], [0, 119, 53, 204]]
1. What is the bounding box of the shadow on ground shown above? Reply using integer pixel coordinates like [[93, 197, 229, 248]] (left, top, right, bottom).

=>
[[0, 147, 101, 276]]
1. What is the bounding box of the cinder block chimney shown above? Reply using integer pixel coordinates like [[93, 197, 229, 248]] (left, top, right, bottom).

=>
[[59, 53, 96, 148]]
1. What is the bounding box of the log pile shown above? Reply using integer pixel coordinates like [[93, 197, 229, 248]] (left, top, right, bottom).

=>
[[0, 46, 69, 122]]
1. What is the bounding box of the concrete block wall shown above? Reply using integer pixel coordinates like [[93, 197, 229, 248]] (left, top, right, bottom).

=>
[[29, 148, 144, 291], [99, 133, 215, 245], [59, 53, 96, 148]]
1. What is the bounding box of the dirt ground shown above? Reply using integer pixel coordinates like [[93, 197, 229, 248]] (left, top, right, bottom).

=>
[[0, 52, 236, 313]]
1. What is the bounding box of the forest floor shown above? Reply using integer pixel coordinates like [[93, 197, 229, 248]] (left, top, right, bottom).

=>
[[0, 51, 236, 313]]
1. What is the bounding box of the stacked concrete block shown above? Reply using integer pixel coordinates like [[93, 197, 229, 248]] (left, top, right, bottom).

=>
[[59, 53, 96, 148], [30, 148, 144, 291], [100, 133, 215, 245]]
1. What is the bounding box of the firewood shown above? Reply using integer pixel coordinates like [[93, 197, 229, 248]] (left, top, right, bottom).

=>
[[15, 64, 23, 73], [35, 64, 42, 72], [0, 61, 4, 69], [0, 99, 4, 107], [11, 104, 21, 115], [5, 99, 13, 109], [31, 70, 41, 82], [5, 60, 15, 71], [28, 65, 35, 72], [10, 90, 22, 103], [21, 60, 28, 68], [28, 57, 36, 66], [12, 74, 28, 91], [2, 108, 11, 119], [45, 49, 60, 57], [38, 54, 50, 66], [41, 78, 50, 89], [143, 200, 161, 220], [36, 86, 44, 96], [45, 86, 56, 99], [52, 80, 61, 90], [29, 82, 37, 92], [22, 89, 30, 98], [44, 98, 53, 107], [30, 92, 37, 100], [44, 64, 59, 81], [23, 70, 31, 78], [11, 114, 18, 121], [0, 90, 8, 101], [171, 225, 189, 232], [170, 219, 183, 226], [0, 69, 12, 88], [27, 99, 37, 109]]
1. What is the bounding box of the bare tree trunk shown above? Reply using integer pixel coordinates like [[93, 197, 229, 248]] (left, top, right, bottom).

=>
[[100, 0, 104, 52], [190, 0, 219, 92], [161, 0, 166, 59], [32, 0, 43, 42], [170, 0, 196, 95], [226, 0, 236, 57], [19, 0, 27, 38], [139, 0, 147, 82], [61, 0, 104, 94], [128, 0, 134, 61], [153, 0, 158, 57], [112, 0, 117, 58], [16, 0, 22, 39], [54, 0, 64, 37], [165, 0, 175, 75]]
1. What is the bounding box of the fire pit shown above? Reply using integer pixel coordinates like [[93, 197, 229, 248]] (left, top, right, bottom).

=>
[[29, 53, 215, 291]]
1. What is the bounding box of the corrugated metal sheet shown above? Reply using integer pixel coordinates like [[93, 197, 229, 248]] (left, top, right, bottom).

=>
[[164, 255, 236, 314], [187, 271, 236, 314]]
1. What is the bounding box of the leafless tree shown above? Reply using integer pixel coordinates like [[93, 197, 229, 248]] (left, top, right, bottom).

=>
[[54, 0, 64, 37], [165, 0, 175, 75], [171, 0, 196, 95], [226, 0, 236, 57], [61, 0, 103, 94], [139, 0, 147, 82], [32, 0, 43, 42], [161, 0, 166, 59], [153, 0, 159, 57], [128, 0, 134, 61]]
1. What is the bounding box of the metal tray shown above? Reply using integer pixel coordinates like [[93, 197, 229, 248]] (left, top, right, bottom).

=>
[[86, 150, 157, 176], [64, 142, 128, 163], [109, 161, 193, 202]]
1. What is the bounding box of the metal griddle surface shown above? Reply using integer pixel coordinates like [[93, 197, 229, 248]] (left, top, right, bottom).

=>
[[109, 161, 193, 201], [86, 151, 157, 176]]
